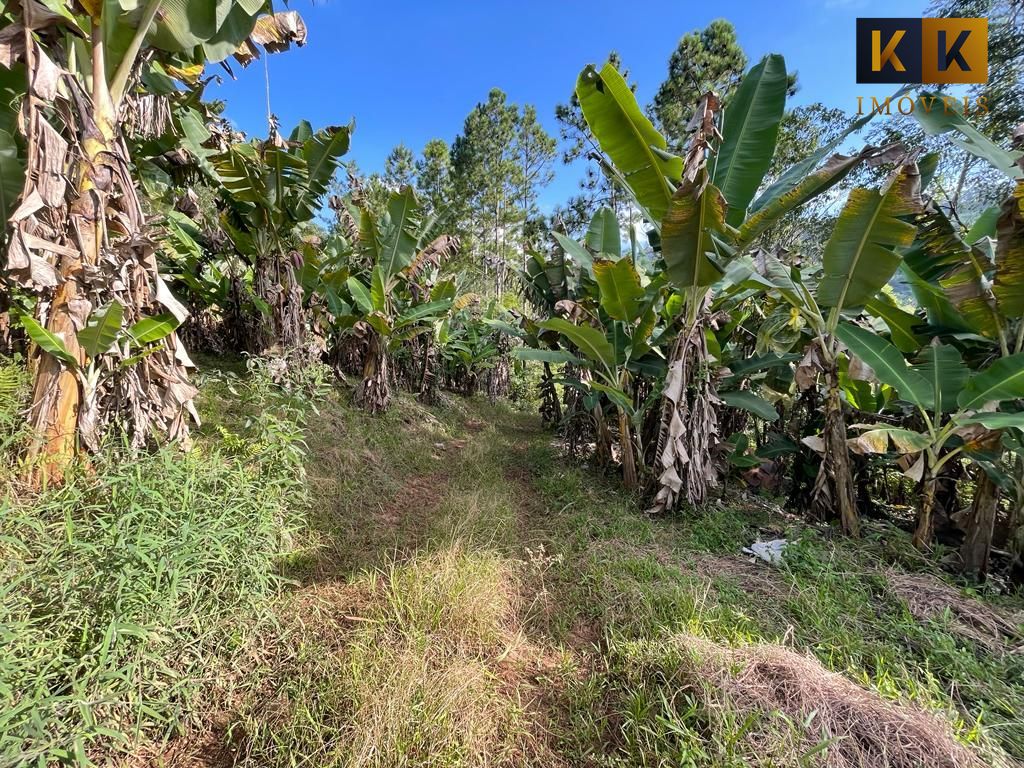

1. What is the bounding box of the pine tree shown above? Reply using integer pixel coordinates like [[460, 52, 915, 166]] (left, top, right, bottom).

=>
[[515, 105, 557, 222], [383, 143, 416, 190], [451, 89, 523, 295], [415, 139, 453, 216], [651, 20, 748, 151]]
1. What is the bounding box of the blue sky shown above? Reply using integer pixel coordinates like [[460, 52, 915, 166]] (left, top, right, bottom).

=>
[[208, 0, 927, 211]]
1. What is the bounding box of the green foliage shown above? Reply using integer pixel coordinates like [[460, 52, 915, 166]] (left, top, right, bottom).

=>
[[713, 53, 789, 227], [576, 62, 682, 223], [0, 364, 309, 765], [651, 19, 748, 150]]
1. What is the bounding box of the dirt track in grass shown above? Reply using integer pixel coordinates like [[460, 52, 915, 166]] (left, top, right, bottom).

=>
[[129, 394, 1024, 768]]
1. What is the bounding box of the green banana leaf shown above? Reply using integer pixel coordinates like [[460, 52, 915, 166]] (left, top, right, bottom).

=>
[[913, 341, 970, 414], [713, 54, 788, 227], [586, 207, 620, 257], [512, 348, 581, 365], [553, 232, 594, 277], [913, 93, 1023, 180], [836, 323, 931, 409], [661, 172, 727, 289], [538, 318, 616, 376], [347, 277, 373, 315], [593, 258, 643, 322], [128, 314, 180, 346], [865, 295, 923, 353], [738, 151, 869, 248], [749, 108, 876, 215], [19, 314, 77, 368], [958, 351, 1024, 410], [378, 188, 420, 280], [720, 390, 779, 422], [394, 299, 453, 331], [817, 168, 919, 317], [576, 62, 681, 223], [78, 302, 124, 359]]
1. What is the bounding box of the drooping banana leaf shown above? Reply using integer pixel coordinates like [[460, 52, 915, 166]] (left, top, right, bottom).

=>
[[749, 108, 877, 215], [538, 318, 616, 377], [900, 202, 1002, 338], [128, 314, 181, 345], [959, 411, 1024, 430], [836, 323, 931, 409], [576, 62, 681, 223], [393, 299, 453, 331], [661, 171, 727, 289], [993, 182, 1024, 319], [899, 263, 972, 332], [939, 243, 1002, 338], [865, 294, 924, 353], [738, 150, 873, 249], [593, 258, 643, 322], [713, 54, 789, 227], [19, 314, 77, 367], [720, 389, 779, 422], [913, 93, 1023, 180], [553, 232, 594, 277], [966, 206, 1000, 243], [958, 351, 1024, 410], [512, 348, 581, 365], [817, 165, 920, 320], [847, 425, 931, 454], [346, 277, 373, 315]]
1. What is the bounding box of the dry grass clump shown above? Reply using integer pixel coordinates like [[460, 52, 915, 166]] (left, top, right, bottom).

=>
[[671, 633, 987, 768], [886, 570, 1024, 653], [231, 543, 561, 767]]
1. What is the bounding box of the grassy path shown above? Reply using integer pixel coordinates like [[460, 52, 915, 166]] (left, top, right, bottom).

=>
[[162, 392, 1023, 767]]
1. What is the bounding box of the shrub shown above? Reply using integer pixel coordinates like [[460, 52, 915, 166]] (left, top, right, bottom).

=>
[[0, 362, 309, 766]]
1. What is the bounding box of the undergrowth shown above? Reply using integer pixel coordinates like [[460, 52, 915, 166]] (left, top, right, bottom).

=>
[[0, 355, 311, 766], [5, 356, 1022, 768]]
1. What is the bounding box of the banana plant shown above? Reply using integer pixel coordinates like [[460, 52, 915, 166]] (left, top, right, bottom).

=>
[[212, 119, 352, 350], [343, 188, 460, 413], [837, 323, 1024, 551], [576, 53, 883, 511], [755, 157, 922, 534], [2, 0, 305, 477], [16, 302, 181, 451], [892, 109, 1023, 572], [520, 211, 666, 489], [439, 311, 500, 396]]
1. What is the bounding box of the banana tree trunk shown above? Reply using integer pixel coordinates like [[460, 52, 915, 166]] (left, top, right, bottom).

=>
[[10, 12, 198, 481], [619, 408, 638, 490], [912, 467, 939, 550], [648, 305, 720, 514], [25, 30, 117, 476], [821, 361, 860, 536], [417, 335, 438, 405], [580, 368, 613, 466], [539, 361, 562, 428], [353, 329, 390, 413], [959, 466, 1000, 577]]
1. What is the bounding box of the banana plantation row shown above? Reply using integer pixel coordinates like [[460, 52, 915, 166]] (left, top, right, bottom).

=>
[[2, 3, 1023, 583]]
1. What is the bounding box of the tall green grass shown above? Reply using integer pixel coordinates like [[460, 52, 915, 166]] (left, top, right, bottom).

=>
[[0, 356, 309, 766]]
